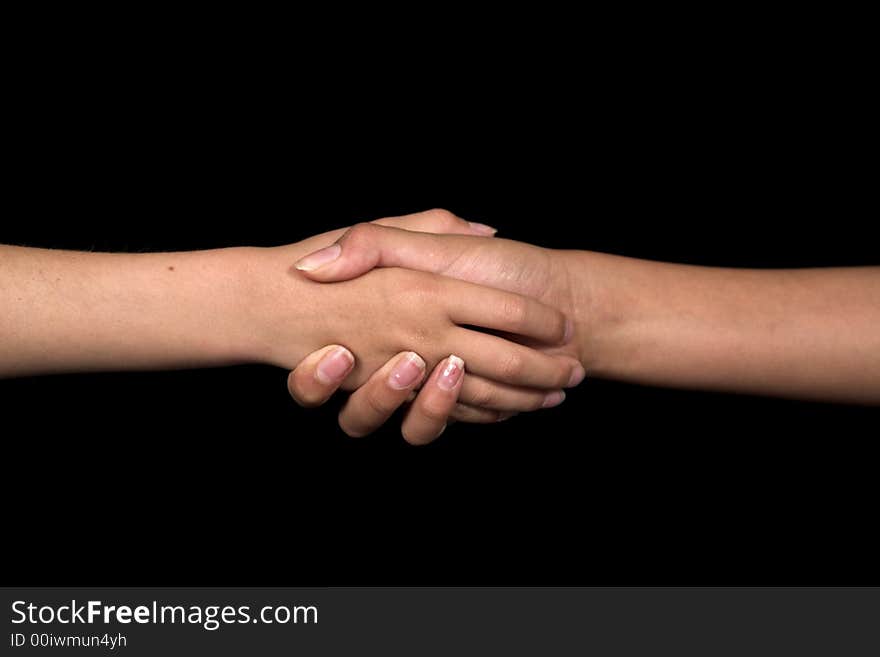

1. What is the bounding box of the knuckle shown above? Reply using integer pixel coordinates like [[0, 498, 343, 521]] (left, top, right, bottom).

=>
[[343, 221, 379, 247], [426, 208, 458, 226]]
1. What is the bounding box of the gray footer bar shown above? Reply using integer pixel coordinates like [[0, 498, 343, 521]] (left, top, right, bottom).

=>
[[2, 587, 877, 656]]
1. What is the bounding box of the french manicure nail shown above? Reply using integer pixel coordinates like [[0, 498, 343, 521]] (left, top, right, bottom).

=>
[[541, 390, 566, 409], [389, 352, 426, 390], [294, 244, 342, 272], [438, 355, 465, 391], [567, 363, 586, 388], [467, 221, 498, 236], [315, 346, 354, 384]]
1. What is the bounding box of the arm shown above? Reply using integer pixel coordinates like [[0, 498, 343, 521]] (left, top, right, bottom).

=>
[[0, 244, 257, 377], [2, 211, 582, 444], [571, 252, 880, 404], [1, 219, 582, 446], [0, 211, 495, 377], [293, 221, 880, 405], [0, 241, 574, 383]]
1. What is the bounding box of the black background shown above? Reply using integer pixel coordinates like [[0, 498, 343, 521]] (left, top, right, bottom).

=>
[[2, 16, 876, 587]]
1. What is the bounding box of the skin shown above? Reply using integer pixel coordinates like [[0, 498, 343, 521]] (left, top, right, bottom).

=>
[[248, 254, 575, 387], [0, 212, 584, 446], [285, 211, 542, 434], [290, 216, 880, 429]]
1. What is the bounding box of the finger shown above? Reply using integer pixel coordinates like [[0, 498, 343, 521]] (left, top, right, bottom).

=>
[[338, 351, 427, 438], [453, 328, 583, 390], [401, 355, 465, 445], [446, 282, 571, 345], [373, 208, 497, 237], [449, 404, 520, 424], [287, 345, 355, 407], [293, 210, 495, 266], [459, 373, 567, 412], [294, 222, 473, 280]]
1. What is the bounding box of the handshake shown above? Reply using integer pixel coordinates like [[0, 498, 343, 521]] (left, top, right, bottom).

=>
[[2, 209, 878, 441], [276, 210, 587, 444]]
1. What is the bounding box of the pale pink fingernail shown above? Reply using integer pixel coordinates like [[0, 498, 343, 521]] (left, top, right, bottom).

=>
[[315, 346, 354, 384], [437, 355, 465, 391], [389, 352, 426, 390], [497, 412, 519, 422], [467, 221, 498, 236], [567, 363, 586, 388], [542, 390, 566, 409], [563, 318, 574, 344], [295, 244, 341, 271]]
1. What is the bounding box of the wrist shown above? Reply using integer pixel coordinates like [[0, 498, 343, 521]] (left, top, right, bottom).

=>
[[233, 243, 328, 368], [558, 250, 635, 378], [195, 246, 276, 366]]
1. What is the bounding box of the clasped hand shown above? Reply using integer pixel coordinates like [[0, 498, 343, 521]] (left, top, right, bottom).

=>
[[263, 210, 585, 444]]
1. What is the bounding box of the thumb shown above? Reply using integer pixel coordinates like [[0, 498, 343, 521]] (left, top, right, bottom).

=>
[[293, 223, 473, 282]]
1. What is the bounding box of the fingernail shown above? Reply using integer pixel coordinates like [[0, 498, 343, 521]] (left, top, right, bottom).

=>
[[295, 244, 341, 272], [315, 346, 354, 384], [497, 412, 519, 422], [541, 390, 566, 409], [389, 352, 426, 390], [467, 221, 498, 236], [567, 363, 586, 388], [438, 355, 465, 391], [563, 318, 574, 344]]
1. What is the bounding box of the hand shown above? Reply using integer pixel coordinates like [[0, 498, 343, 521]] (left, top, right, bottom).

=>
[[287, 208, 499, 260], [292, 215, 880, 405], [289, 347, 510, 444], [250, 255, 578, 390], [0, 209, 576, 441], [281, 212, 589, 442], [242, 216, 582, 446], [292, 219, 588, 366], [286, 211, 572, 441]]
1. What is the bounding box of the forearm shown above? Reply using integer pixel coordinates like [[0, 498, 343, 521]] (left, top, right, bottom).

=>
[[0, 245, 266, 377], [569, 251, 880, 404]]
